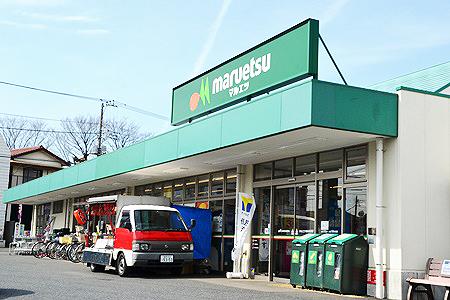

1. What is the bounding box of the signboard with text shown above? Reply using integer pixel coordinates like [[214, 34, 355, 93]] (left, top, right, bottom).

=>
[[171, 18, 319, 125]]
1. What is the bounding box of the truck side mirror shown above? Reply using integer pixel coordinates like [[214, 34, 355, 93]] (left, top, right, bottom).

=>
[[189, 219, 196, 230]]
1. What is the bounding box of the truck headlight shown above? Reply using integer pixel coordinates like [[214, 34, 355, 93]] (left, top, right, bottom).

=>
[[140, 243, 150, 251], [181, 243, 193, 251]]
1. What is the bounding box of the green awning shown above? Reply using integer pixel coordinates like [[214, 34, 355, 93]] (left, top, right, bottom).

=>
[[3, 79, 397, 204]]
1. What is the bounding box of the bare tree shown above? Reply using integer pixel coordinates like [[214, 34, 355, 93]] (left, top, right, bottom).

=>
[[0, 117, 50, 149], [57, 116, 99, 163], [104, 118, 152, 151]]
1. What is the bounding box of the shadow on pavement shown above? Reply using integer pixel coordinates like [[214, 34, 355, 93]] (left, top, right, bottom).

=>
[[0, 289, 34, 299], [100, 267, 226, 280]]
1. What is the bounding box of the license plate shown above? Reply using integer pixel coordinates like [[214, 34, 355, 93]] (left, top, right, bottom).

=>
[[160, 255, 174, 263]]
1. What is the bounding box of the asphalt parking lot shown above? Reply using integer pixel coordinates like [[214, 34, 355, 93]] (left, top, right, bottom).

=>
[[0, 249, 371, 300]]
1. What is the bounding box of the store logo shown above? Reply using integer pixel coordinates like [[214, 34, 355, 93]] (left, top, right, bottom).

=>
[[189, 77, 210, 112], [241, 195, 254, 213], [189, 53, 271, 112]]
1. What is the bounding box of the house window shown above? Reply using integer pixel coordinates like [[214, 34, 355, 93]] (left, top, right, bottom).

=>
[[23, 167, 43, 183], [52, 200, 64, 214]]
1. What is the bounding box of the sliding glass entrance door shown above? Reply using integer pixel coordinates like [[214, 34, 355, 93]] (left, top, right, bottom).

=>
[[273, 183, 315, 278]]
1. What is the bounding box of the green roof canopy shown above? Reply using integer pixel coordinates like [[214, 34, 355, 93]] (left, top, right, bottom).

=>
[[3, 79, 397, 204], [370, 61, 450, 93]]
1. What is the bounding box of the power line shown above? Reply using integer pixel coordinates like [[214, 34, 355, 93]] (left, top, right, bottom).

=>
[[0, 80, 169, 121], [0, 112, 100, 125], [0, 125, 98, 135]]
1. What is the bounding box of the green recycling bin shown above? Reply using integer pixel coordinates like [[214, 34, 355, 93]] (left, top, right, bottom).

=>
[[323, 234, 368, 295], [290, 233, 320, 288], [305, 233, 338, 289]]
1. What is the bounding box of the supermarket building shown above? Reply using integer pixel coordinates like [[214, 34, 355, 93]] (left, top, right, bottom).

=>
[[3, 19, 450, 299]]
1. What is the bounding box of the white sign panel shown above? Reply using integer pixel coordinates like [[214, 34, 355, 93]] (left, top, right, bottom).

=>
[[442, 260, 450, 276], [321, 221, 329, 232], [232, 193, 256, 261]]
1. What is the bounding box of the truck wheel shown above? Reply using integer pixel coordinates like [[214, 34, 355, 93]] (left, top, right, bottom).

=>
[[90, 263, 106, 272], [116, 253, 129, 277]]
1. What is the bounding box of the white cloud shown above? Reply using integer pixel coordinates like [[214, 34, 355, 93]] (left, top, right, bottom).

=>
[[18, 11, 97, 22], [320, 0, 351, 28], [0, 20, 47, 29], [191, 0, 232, 76], [76, 29, 109, 36]]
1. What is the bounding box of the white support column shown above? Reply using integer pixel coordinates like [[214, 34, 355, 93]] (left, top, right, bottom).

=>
[[30, 205, 37, 237], [375, 137, 385, 299]]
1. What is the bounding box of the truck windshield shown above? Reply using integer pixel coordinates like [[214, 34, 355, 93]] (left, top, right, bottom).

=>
[[134, 210, 187, 231]]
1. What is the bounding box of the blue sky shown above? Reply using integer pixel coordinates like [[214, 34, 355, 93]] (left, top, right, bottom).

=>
[[0, 0, 449, 134]]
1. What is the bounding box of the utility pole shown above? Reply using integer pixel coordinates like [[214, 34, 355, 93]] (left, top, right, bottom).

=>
[[97, 100, 117, 156], [97, 102, 105, 156]]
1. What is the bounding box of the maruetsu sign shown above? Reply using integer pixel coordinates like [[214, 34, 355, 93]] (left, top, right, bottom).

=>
[[171, 18, 319, 125]]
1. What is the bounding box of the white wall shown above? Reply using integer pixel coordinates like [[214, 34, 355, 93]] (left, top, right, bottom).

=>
[[371, 89, 450, 299], [13, 151, 64, 168], [50, 200, 68, 229]]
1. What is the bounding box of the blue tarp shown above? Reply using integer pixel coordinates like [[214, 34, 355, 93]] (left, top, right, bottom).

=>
[[173, 205, 212, 260]]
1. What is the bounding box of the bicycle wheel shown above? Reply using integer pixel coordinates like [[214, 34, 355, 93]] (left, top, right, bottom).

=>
[[67, 243, 78, 263], [74, 243, 85, 263], [56, 244, 68, 260], [32, 242, 47, 259], [46, 242, 58, 259]]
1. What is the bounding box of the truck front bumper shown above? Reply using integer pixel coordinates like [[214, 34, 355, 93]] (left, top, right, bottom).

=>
[[131, 252, 193, 267]]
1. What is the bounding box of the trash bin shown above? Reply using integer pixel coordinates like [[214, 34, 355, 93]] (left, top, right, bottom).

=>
[[305, 233, 338, 289], [290, 233, 320, 288], [323, 234, 368, 295]]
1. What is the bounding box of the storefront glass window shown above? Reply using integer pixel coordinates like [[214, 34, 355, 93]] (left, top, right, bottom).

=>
[[344, 187, 367, 235], [225, 169, 237, 194], [197, 175, 209, 198], [295, 154, 316, 176], [319, 150, 343, 173], [142, 184, 153, 195], [273, 158, 293, 178], [36, 203, 51, 235], [152, 183, 163, 197], [163, 182, 172, 200], [273, 186, 294, 278], [251, 188, 271, 273], [210, 172, 224, 196], [345, 147, 367, 181], [209, 200, 223, 271], [184, 177, 196, 199], [274, 187, 295, 236], [254, 162, 272, 181], [295, 183, 316, 234], [173, 180, 183, 202], [223, 199, 235, 272], [253, 187, 271, 236], [317, 178, 343, 233]]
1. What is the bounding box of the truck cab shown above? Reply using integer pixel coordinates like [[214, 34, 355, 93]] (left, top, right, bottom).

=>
[[81, 195, 194, 277], [114, 205, 194, 276]]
